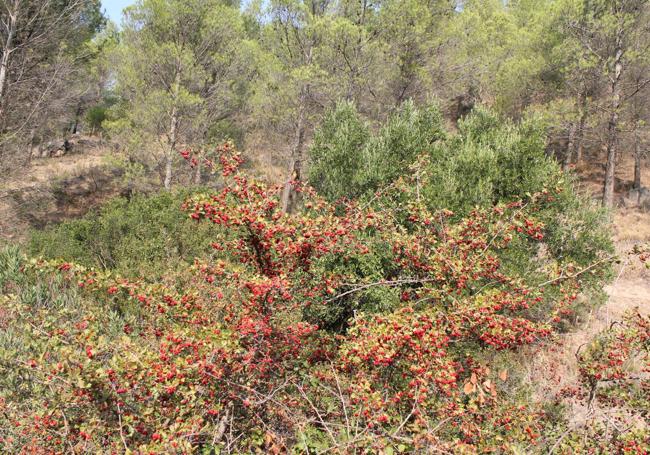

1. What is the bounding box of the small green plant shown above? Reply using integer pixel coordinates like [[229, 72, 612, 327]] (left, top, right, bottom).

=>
[[86, 105, 108, 135]]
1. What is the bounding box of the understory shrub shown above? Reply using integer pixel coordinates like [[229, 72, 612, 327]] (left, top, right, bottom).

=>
[[308, 100, 446, 202], [309, 103, 613, 318], [0, 146, 638, 454], [28, 189, 215, 277]]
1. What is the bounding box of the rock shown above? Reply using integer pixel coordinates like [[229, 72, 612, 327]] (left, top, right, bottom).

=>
[[33, 139, 73, 158], [627, 187, 650, 210], [75, 137, 94, 147], [620, 196, 638, 208]]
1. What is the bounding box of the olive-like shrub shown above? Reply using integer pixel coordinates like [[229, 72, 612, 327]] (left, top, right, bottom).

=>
[[308, 103, 613, 319]]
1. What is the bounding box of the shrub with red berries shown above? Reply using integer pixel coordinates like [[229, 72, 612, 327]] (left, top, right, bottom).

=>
[[0, 145, 642, 454]]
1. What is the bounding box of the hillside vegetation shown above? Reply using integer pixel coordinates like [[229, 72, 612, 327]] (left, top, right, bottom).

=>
[[3, 112, 649, 453], [1, 0, 650, 454]]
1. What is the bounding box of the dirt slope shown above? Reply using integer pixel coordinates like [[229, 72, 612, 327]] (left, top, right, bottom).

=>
[[0, 136, 123, 241]]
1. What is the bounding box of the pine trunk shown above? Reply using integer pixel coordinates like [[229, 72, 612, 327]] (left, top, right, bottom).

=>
[[0, 2, 18, 124], [575, 92, 588, 165], [602, 38, 624, 208], [164, 70, 181, 191], [633, 123, 641, 190], [281, 89, 307, 214], [164, 104, 178, 191], [563, 123, 577, 171]]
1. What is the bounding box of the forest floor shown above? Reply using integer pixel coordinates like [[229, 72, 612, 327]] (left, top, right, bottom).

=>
[[0, 135, 287, 243], [528, 241, 649, 434]]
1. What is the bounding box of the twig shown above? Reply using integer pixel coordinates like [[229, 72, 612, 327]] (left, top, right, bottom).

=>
[[294, 381, 337, 446], [547, 427, 572, 454], [326, 277, 437, 303], [329, 362, 350, 440], [109, 382, 129, 452], [537, 255, 617, 288]]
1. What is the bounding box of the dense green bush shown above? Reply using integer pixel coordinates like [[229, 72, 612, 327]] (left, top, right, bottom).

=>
[[85, 105, 108, 134], [308, 103, 613, 318], [360, 100, 446, 194], [308, 100, 446, 201], [307, 100, 370, 201], [423, 109, 556, 211], [423, 108, 612, 305], [28, 190, 215, 277]]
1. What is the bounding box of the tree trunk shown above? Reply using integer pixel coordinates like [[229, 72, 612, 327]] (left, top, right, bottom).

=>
[[602, 37, 624, 208], [563, 123, 577, 171], [71, 105, 82, 134], [0, 1, 18, 124], [164, 70, 181, 191], [25, 128, 35, 165], [575, 92, 588, 165], [194, 148, 203, 185], [281, 89, 307, 214], [164, 151, 174, 190], [633, 122, 641, 190], [164, 105, 178, 190]]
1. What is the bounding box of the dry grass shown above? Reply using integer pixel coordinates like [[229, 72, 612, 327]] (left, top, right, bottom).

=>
[[0, 133, 291, 243], [526, 267, 649, 432], [1, 139, 107, 193], [243, 130, 291, 185], [613, 209, 650, 243]]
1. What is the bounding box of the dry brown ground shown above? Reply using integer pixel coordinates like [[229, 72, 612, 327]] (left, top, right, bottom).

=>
[[0, 133, 292, 243]]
